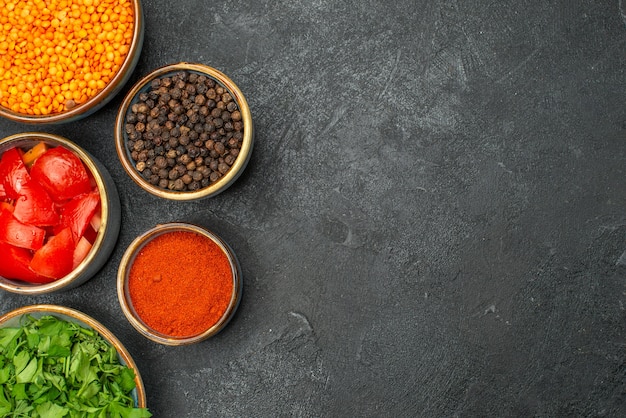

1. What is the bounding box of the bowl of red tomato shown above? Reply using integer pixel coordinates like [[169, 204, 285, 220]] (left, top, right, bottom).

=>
[[0, 132, 121, 294]]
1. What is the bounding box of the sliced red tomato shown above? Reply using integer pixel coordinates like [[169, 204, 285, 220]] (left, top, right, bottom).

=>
[[12, 180, 59, 226], [0, 208, 46, 250], [0, 147, 31, 199], [54, 190, 100, 241], [30, 227, 75, 279], [72, 235, 92, 269], [0, 182, 6, 200], [0, 240, 53, 283], [29, 146, 91, 202]]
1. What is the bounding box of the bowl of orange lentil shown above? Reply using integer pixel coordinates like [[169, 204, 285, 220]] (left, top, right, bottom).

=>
[[0, 0, 144, 124]]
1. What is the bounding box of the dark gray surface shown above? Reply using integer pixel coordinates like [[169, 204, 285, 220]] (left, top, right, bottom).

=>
[[1, 0, 625, 416]]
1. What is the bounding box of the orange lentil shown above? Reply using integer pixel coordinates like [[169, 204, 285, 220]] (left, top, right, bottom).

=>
[[0, 0, 134, 115]]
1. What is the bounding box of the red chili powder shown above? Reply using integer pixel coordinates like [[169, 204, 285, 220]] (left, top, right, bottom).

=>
[[128, 230, 234, 337]]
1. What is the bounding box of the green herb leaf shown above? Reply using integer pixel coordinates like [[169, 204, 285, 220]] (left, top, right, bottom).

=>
[[0, 362, 11, 384], [14, 351, 37, 383], [0, 384, 13, 415], [35, 400, 68, 418], [0, 315, 152, 417], [0, 327, 22, 349]]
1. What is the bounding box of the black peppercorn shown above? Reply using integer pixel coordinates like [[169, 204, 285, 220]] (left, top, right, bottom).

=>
[[196, 83, 207, 95], [224, 154, 235, 165], [181, 173, 193, 185], [173, 178, 185, 190], [125, 70, 244, 192], [192, 170, 204, 182]]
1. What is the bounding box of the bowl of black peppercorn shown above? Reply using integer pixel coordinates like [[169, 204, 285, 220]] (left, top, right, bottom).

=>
[[114, 62, 253, 200]]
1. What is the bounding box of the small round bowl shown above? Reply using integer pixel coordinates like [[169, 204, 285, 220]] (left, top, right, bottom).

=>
[[115, 62, 254, 200], [0, 132, 121, 294], [117, 222, 242, 345], [0, 0, 144, 124], [0, 304, 148, 409]]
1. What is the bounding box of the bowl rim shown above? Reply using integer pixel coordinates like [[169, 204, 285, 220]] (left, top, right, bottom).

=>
[[117, 222, 243, 346], [114, 61, 254, 201], [0, 132, 114, 294], [0, 304, 148, 409], [0, 0, 144, 124]]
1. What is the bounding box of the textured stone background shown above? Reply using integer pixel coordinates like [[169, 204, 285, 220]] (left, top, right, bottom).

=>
[[1, 0, 625, 416]]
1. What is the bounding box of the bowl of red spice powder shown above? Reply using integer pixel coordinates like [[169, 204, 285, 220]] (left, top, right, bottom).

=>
[[0, 132, 121, 294], [117, 222, 242, 345], [0, 0, 144, 124], [114, 62, 253, 200]]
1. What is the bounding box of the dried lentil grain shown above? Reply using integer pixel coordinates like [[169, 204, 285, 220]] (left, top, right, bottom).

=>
[[0, 0, 135, 115]]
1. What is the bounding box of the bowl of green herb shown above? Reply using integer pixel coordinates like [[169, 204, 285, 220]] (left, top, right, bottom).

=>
[[0, 304, 152, 417]]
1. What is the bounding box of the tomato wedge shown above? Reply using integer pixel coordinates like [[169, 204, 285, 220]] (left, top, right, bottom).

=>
[[0, 208, 46, 251], [54, 190, 100, 241], [12, 180, 60, 226], [30, 146, 91, 202], [0, 147, 31, 199], [30, 227, 75, 279], [0, 240, 53, 283], [1, 144, 103, 284]]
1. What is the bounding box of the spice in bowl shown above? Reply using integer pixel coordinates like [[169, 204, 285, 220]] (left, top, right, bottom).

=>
[[0, 0, 144, 123], [115, 62, 253, 200], [117, 222, 242, 345]]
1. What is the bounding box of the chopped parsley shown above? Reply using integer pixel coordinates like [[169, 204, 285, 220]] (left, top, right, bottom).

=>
[[0, 314, 152, 418]]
